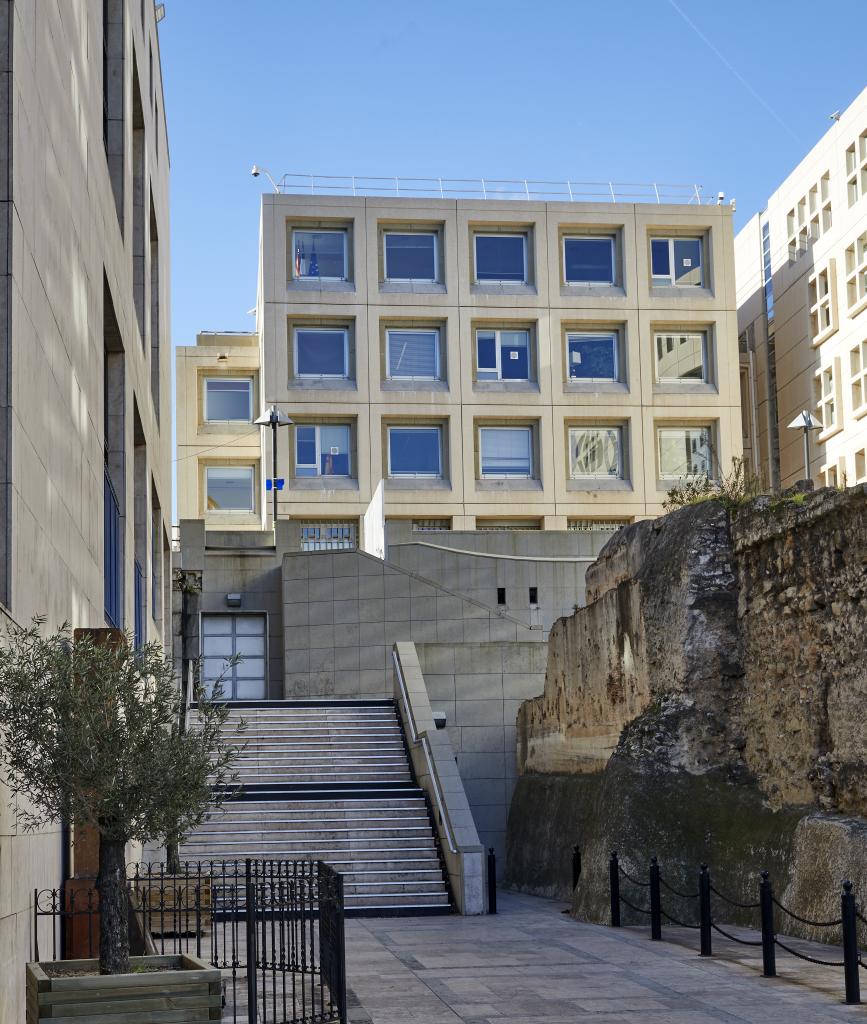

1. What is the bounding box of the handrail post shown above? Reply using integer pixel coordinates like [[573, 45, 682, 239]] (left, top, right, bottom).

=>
[[571, 844, 581, 892], [842, 880, 861, 1004], [245, 858, 257, 1022], [699, 864, 712, 956], [649, 856, 662, 941], [759, 871, 776, 977], [609, 852, 621, 927], [487, 848, 497, 914]]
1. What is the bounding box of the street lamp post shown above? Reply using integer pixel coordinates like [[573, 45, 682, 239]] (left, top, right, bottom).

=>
[[254, 405, 292, 525], [786, 410, 822, 482]]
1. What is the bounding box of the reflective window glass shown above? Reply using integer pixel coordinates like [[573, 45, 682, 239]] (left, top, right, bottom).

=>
[[655, 332, 707, 382], [563, 237, 615, 283], [206, 466, 254, 511], [205, 379, 252, 421], [386, 330, 440, 380], [479, 427, 533, 477], [475, 234, 527, 283], [384, 233, 437, 281], [388, 427, 442, 478], [292, 230, 347, 280], [657, 426, 714, 479], [567, 334, 618, 381], [295, 329, 348, 378], [569, 426, 623, 478]]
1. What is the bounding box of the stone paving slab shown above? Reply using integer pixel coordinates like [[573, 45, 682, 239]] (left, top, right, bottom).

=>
[[344, 891, 864, 1022]]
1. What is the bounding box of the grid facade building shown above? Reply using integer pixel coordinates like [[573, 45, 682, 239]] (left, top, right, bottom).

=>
[[177, 193, 742, 533]]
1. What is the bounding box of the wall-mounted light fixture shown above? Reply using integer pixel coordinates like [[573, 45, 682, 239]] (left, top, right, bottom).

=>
[[225, 593, 242, 608]]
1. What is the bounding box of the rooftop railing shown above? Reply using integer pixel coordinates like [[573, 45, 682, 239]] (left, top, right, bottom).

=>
[[269, 172, 722, 205]]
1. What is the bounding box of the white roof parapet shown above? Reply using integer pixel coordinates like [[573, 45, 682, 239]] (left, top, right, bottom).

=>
[[266, 172, 721, 205]]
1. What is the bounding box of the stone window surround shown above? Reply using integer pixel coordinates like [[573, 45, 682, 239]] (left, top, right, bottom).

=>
[[468, 221, 536, 292], [850, 339, 867, 418], [286, 315, 356, 387], [844, 231, 867, 318], [285, 217, 354, 288], [564, 418, 632, 491], [808, 262, 839, 347], [473, 417, 542, 490], [650, 321, 718, 392], [653, 419, 719, 487], [379, 317, 448, 388], [814, 358, 843, 441], [287, 416, 358, 490], [377, 219, 446, 290], [198, 368, 258, 427], [470, 318, 539, 390], [381, 416, 450, 488], [560, 320, 628, 391], [557, 224, 624, 291], [199, 457, 260, 518]]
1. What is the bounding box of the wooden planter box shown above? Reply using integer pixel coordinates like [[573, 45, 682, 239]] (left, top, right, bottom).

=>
[[26, 954, 221, 1023]]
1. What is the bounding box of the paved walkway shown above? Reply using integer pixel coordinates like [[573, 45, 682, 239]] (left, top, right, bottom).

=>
[[344, 891, 863, 1023]]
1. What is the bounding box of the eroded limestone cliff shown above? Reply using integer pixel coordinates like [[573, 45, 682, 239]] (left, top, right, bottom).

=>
[[506, 485, 867, 939]]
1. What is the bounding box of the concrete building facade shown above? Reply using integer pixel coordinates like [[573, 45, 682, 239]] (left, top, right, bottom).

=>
[[737, 86, 867, 489], [0, 3, 171, 1019], [177, 191, 743, 536]]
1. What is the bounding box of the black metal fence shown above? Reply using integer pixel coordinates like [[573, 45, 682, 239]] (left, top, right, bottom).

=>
[[606, 850, 866, 1006], [33, 859, 346, 1024]]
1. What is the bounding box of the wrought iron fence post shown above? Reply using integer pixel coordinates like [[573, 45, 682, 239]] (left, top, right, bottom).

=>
[[759, 870, 776, 978], [572, 844, 582, 892], [649, 856, 662, 941], [842, 880, 860, 1005], [699, 864, 712, 957], [487, 848, 497, 914], [609, 852, 621, 927], [245, 858, 257, 1023]]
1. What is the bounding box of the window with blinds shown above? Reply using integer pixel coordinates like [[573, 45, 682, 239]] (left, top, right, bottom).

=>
[[479, 426, 533, 478], [386, 329, 441, 380]]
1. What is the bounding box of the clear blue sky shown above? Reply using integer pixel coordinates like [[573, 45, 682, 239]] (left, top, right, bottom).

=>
[[159, 0, 866, 509]]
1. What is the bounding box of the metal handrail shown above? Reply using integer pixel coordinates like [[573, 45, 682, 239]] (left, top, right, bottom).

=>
[[272, 172, 715, 206], [392, 648, 457, 854]]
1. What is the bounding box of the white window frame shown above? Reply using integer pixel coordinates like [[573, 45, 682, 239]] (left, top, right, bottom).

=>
[[650, 236, 704, 287], [473, 232, 528, 285], [203, 377, 253, 423], [845, 232, 867, 315], [808, 264, 837, 344], [850, 340, 867, 415], [562, 235, 615, 285], [383, 231, 439, 283], [653, 330, 709, 384], [656, 425, 715, 481], [814, 365, 837, 432], [291, 228, 348, 282], [568, 425, 624, 480], [475, 328, 531, 382], [478, 426, 534, 480], [295, 424, 352, 478], [293, 327, 350, 380], [385, 328, 441, 381], [386, 425, 443, 479], [205, 465, 255, 513], [566, 331, 619, 382]]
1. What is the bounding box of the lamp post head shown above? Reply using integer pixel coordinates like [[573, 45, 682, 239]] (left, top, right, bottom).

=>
[[787, 410, 821, 431], [254, 405, 292, 428]]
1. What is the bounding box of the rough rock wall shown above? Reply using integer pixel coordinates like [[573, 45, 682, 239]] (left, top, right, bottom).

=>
[[517, 500, 743, 776], [732, 487, 867, 813], [507, 485, 867, 936]]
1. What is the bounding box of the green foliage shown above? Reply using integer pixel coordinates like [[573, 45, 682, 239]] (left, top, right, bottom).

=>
[[0, 618, 241, 844], [662, 456, 766, 514]]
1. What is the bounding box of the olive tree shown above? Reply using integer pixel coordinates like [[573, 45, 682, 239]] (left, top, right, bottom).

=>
[[0, 620, 241, 974]]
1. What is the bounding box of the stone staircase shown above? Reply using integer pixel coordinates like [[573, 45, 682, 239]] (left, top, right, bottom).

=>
[[181, 700, 452, 915]]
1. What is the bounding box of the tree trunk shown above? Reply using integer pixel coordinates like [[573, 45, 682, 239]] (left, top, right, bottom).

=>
[[165, 836, 181, 875], [97, 836, 130, 974]]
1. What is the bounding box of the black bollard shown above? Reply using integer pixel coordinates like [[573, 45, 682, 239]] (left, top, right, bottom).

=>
[[487, 847, 497, 914], [649, 856, 662, 941], [842, 880, 861, 1005], [759, 870, 776, 978], [572, 844, 582, 892], [699, 864, 712, 957], [609, 852, 621, 927]]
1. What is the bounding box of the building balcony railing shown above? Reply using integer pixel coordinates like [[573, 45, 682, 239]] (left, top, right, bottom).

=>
[[269, 172, 721, 205]]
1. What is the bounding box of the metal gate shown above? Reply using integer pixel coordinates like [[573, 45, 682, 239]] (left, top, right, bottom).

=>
[[33, 859, 346, 1023]]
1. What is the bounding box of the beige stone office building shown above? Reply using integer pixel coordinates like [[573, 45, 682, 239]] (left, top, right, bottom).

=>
[[177, 189, 743, 537], [0, 3, 171, 1019], [737, 86, 867, 489]]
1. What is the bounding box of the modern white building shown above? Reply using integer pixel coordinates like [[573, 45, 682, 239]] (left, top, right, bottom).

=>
[[737, 86, 867, 489]]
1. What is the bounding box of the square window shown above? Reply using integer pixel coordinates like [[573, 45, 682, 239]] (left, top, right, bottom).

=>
[[201, 613, 266, 700], [386, 329, 440, 380], [474, 234, 527, 284], [563, 236, 615, 284], [292, 229, 347, 280], [479, 426, 533, 478], [657, 426, 714, 480], [204, 378, 253, 422], [384, 232, 438, 282], [654, 331, 708, 383], [651, 237, 703, 286], [475, 329, 530, 381], [568, 426, 623, 479], [206, 466, 254, 511], [295, 424, 351, 477], [567, 333, 618, 381], [294, 328, 349, 378], [387, 426, 442, 478]]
